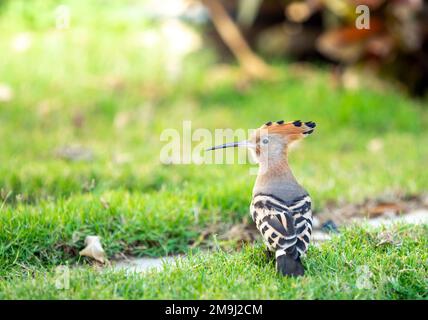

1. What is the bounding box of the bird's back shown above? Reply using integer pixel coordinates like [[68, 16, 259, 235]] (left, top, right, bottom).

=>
[[250, 183, 313, 276]]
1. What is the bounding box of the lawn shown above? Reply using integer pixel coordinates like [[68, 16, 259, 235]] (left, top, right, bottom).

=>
[[0, 0, 427, 299]]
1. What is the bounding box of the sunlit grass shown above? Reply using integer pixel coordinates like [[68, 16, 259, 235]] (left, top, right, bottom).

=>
[[0, 225, 426, 299]]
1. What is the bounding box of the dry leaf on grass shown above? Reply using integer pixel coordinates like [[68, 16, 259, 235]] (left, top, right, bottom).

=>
[[367, 202, 403, 218], [79, 235, 106, 263]]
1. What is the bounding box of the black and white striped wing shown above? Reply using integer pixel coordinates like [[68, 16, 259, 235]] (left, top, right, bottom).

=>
[[287, 195, 313, 256], [250, 194, 312, 258]]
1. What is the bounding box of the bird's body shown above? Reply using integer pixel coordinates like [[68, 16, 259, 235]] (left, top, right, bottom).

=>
[[207, 119, 316, 276], [250, 192, 312, 276]]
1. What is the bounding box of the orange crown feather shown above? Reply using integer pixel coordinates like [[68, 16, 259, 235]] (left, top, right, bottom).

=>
[[257, 120, 316, 142]]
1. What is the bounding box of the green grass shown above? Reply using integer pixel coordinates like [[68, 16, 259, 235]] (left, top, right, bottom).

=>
[[0, 0, 427, 299], [0, 225, 426, 299]]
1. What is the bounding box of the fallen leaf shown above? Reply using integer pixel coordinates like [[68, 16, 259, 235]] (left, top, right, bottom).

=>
[[79, 235, 106, 263], [367, 202, 403, 218]]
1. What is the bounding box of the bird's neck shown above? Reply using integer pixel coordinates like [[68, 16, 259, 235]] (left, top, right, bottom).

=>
[[253, 153, 304, 200], [257, 156, 297, 184]]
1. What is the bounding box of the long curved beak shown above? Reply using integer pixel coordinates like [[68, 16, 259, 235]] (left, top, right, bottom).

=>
[[205, 140, 255, 151]]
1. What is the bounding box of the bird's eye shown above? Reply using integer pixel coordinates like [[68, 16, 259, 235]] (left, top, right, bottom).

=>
[[262, 138, 269, 145]]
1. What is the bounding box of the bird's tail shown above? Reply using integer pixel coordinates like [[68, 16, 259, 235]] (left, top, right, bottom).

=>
[[276, 252, 304, 277]]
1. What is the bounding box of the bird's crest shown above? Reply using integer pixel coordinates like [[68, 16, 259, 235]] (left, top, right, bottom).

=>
[[257, 120, 316, 142]]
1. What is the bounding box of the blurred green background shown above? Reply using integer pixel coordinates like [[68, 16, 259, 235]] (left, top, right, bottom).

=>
[[0, 0, 427, 299]]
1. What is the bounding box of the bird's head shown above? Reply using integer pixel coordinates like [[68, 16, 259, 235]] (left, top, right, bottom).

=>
[[206, 120, 316, 166]]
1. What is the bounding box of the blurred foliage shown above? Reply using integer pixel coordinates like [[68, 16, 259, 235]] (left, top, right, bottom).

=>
[[0, 0, 427, 206], [220, 0, 428, 96]]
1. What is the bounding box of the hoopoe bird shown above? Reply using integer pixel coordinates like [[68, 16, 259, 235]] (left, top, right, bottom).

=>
[[207, 120, 316, 276]]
